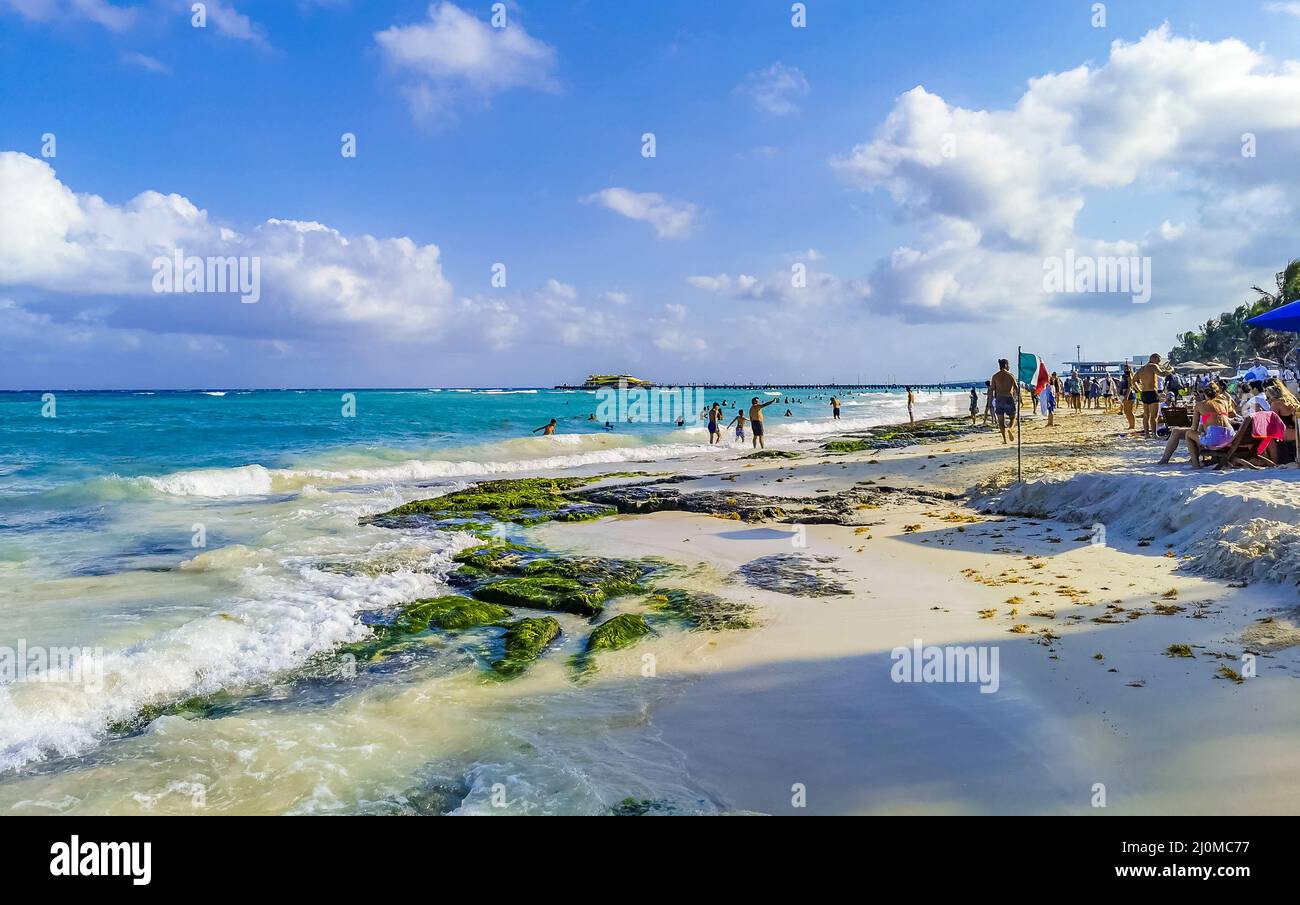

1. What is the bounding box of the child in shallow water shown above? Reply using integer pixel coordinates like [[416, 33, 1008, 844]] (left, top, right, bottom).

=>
[[728, 410, 748, 442]]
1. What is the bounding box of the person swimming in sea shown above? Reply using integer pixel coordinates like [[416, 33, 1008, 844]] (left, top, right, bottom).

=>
[[532, 418, 557, 436]]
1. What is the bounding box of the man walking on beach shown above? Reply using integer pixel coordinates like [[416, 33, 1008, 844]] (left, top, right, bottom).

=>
[[830, 396, 841, 420], [1135, 354, 1164, 438], [748, 396, 780, 449], [1120, 364, 1136, 430], [990, 359, 1017, 444]]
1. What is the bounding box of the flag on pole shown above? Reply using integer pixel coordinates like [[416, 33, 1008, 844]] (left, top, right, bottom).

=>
[[1018, 351, 1050, 396]]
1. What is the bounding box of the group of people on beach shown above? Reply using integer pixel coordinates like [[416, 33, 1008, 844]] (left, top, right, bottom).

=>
[[544, 395, 789, 449], [539, 387, 893, 451], [975, 352, 1300, 468], [978, 353, 1185, 445], [1154, 368, 1299, 468], [703, 396, 786, 448], [535, 356, 1300, 469]]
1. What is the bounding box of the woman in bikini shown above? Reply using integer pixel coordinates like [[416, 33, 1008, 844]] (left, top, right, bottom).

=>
[[1183, 383, 1238, 468], [1157, 386, 1207, 464]]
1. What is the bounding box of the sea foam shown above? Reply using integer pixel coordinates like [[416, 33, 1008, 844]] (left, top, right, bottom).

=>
[[0, 527, 471, 773]]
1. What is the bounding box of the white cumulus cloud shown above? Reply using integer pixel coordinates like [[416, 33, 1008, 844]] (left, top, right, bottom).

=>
[[0, 151, 468, 340], [375, 1, 558, 118], [832, 26, 1300, 321], [584, 187, 700, 240]]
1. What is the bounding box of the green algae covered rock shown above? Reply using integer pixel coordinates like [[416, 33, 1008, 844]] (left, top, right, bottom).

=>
[[492, 616, 562, 676], [471, 575, 606, 617], [363, 477, 614, 528], [585, 613, 651, 652], [452, 542, 542, 573], [822, 439, 871, 454], [647, 588, 758, 631], [107, 692, 240, 736], [341, 594, 512, 663], [451, 541, 651, 608], [741, 449, 801, 460], [519, 556, 647, 597], [397, 595, 512, 632], [821, 418, 972, 455]]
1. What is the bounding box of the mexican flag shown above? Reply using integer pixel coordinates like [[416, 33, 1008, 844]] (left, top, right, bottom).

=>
[[1018, 352, 1050, 395]]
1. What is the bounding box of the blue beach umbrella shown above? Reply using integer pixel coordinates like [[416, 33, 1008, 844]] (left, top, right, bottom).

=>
[[1246, 299, 1300, 333]]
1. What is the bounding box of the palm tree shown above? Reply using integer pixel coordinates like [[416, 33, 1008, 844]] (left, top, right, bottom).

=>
[[1169, 259, 1300, 366], [1247, 258, 1300, 362]]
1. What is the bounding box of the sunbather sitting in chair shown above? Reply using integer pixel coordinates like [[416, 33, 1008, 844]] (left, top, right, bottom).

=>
[[1192, 410, 1284, 470]]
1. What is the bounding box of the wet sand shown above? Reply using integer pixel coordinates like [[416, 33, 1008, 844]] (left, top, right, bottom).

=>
[[533, 408, 1300, 814]]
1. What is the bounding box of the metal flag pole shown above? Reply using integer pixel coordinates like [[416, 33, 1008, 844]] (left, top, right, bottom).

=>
[[1017, 345, 1023, 484]]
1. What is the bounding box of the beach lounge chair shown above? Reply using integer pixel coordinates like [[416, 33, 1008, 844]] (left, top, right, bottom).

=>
[[1199, 412, 1284, 469]]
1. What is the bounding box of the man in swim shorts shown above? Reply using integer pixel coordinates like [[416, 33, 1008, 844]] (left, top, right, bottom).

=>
[[748, 396, 779, 449], [1135, 354, 1164, 438], [707, 403, 722, 445], [989, 359, 1017, 444], [532, 418, 557, 436], [830, 396, 841, 420]]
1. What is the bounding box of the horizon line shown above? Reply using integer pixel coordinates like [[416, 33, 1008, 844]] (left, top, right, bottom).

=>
[[0, 381, 987, 394]]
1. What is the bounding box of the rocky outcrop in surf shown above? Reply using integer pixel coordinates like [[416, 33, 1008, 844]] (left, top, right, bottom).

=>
[[818, 417, 976, 453], [739, 554, 852, 597], [361, 477, 616, 533], [574, 480, 956, 525]]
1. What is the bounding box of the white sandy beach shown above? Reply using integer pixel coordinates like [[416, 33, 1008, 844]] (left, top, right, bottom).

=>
[[1, 406, 1297, 816], [526, 410, 1300, 814]]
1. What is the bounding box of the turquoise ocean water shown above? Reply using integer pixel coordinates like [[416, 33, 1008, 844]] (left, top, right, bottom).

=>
[[0, 386, 964, 810]]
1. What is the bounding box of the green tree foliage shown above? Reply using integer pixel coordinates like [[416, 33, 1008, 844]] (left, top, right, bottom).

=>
[[1169, 259, 1300, 366]]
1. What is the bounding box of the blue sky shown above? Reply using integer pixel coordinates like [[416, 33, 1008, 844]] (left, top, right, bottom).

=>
[[3, 0, 1300, 388]]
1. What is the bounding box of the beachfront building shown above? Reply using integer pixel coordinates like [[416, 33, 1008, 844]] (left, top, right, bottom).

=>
[[1061, 360, 1133, 380]]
